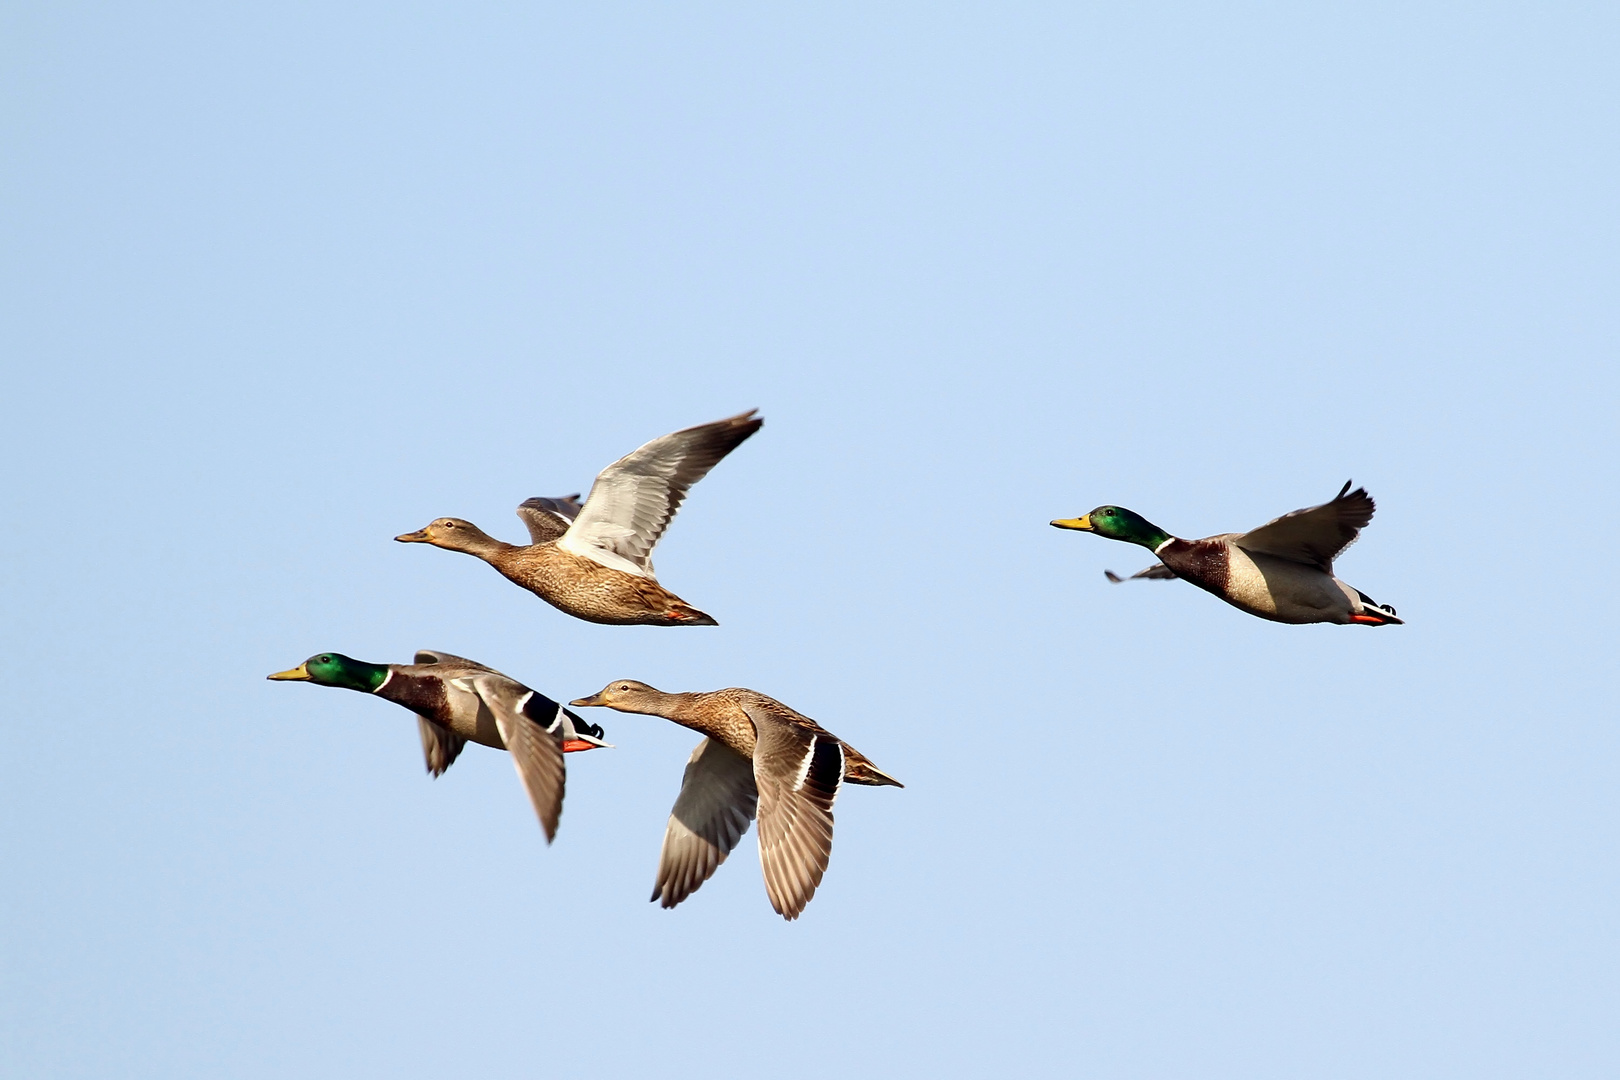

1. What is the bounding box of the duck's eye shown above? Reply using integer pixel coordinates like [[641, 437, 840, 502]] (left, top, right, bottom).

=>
[[318, 655, 331, 663], [442, 521, 456, 529]]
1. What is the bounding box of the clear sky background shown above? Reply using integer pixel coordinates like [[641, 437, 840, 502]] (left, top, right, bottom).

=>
[[4, 3, 1618, 1077]]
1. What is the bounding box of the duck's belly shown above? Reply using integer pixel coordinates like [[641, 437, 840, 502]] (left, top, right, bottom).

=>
[[440, 694, 507, 749], [1224, 548, 1353, 624], [500, 548, 682, 626]]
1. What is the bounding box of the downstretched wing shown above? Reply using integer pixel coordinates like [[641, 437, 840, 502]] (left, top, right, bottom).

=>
[[745, 703, 842, 921], [1104, 562, 1179, 583], [652, 738, 758, 908], [1233, 481, 1376, 572], [415, 717, 466, 777], [556, 410, 763, 577], [467, 675, 567, 843], [515, 494, 583, 545], [408, 651, 484, 775]]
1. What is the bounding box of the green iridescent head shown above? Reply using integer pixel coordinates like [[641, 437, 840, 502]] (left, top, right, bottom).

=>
[[267, 652, 388, 693], [1050, 506, 1172, 549]]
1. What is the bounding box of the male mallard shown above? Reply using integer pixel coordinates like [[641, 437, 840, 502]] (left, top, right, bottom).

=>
[[1051, 481, 1402, 626], [569, 681, 901, 920], [396, 410, 762, 626], [268, 650, 610, 841]]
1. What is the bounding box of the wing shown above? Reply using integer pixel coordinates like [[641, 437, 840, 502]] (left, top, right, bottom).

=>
[[407, 653, 478, 774], [469, 675, 567, 843], [652, 738, 758, 909], [1231, 479, 1373, 569], [745, 703, 842, 921], [515, 494, 583, 545], [1104, 563, 1178, 583], [416, 717, 467, 777], [1233, 481, 1376, 571], [556, 410, 763, 577], [412, 649, 497, 673]]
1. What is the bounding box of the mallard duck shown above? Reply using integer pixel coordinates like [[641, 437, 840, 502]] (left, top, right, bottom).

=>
[[1050, 481, 1402, 626], [569, 681, 901, 920], [395, 410, 762, 626], [267, 650, 610, 841]]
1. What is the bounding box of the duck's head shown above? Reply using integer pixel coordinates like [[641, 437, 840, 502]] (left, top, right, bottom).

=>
[[570, 680, 663, 713], [1051, 506, 1171, 549], [394, 517, 496, 553], [267, 652, 388, 693]]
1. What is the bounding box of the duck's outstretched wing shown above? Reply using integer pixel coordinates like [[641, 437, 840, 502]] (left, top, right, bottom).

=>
[[653, 738, 758, 909], [745, 702, 842, 921], [516, 495, 583, 545], [557, 410, 762, 577], [1233, 480, 1376, 571], [464, 675, 567, 843], [1104, 563, 1178, 583]]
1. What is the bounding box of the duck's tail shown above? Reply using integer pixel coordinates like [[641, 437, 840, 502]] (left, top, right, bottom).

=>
[[842, 745, 904, 788], [1350, 591, 1403, 626], [664, 603, 719, 626]]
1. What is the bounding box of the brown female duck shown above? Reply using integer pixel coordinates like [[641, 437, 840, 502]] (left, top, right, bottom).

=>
[[396, 410, 762, 626], [569, 681, 902, 920]]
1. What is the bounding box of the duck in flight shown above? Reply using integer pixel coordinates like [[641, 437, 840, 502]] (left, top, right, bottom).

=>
[[570, 681, 901, 920], [395, 410, 762, 626], [268, 650, 610, 842], [1051, 481, 1402, 626]]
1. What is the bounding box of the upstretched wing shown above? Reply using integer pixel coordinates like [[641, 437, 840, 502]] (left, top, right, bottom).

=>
[[556, 410, 762, 577], [1233, 480, 1376, 571], [412, 649, 497, 672], [466, 675, 567, 843], [515, 494, 583, 545], [1104, 563, 1179, 583], [652, 738, 758, 909], [745, 703, 842, 921]]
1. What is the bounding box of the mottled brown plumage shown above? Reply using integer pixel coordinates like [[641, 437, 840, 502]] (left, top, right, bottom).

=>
[[570, 681, 901, 920], [396, 411, 761, 626], [396, 519, 718, 625]]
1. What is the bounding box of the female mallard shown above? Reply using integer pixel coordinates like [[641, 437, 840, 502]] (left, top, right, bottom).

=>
[[268, 650, 610, 841], [569, 681, 901, 920], [1051, 481, 1402, 626], [395, 410, 762, 626]]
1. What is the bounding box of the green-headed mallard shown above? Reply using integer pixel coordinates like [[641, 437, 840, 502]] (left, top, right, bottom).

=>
[[395, 411, 762, 626], [267, 650, 610, 841], [1051, 481, 1402, 626], [568, 682, 901, 920]]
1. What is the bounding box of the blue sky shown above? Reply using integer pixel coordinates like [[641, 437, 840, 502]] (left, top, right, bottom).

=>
[[4, 3, 1618, 1077]]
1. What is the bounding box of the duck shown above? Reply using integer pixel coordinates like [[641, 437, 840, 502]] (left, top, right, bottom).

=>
[[267, 650, 610, 842], [395, 410, 763, 626], [1050, 481, 1402, 626], [569, 681, 902, 920]]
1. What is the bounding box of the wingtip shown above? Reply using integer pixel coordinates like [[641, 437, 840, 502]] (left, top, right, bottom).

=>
[[1104, 570, 1123, 583]]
